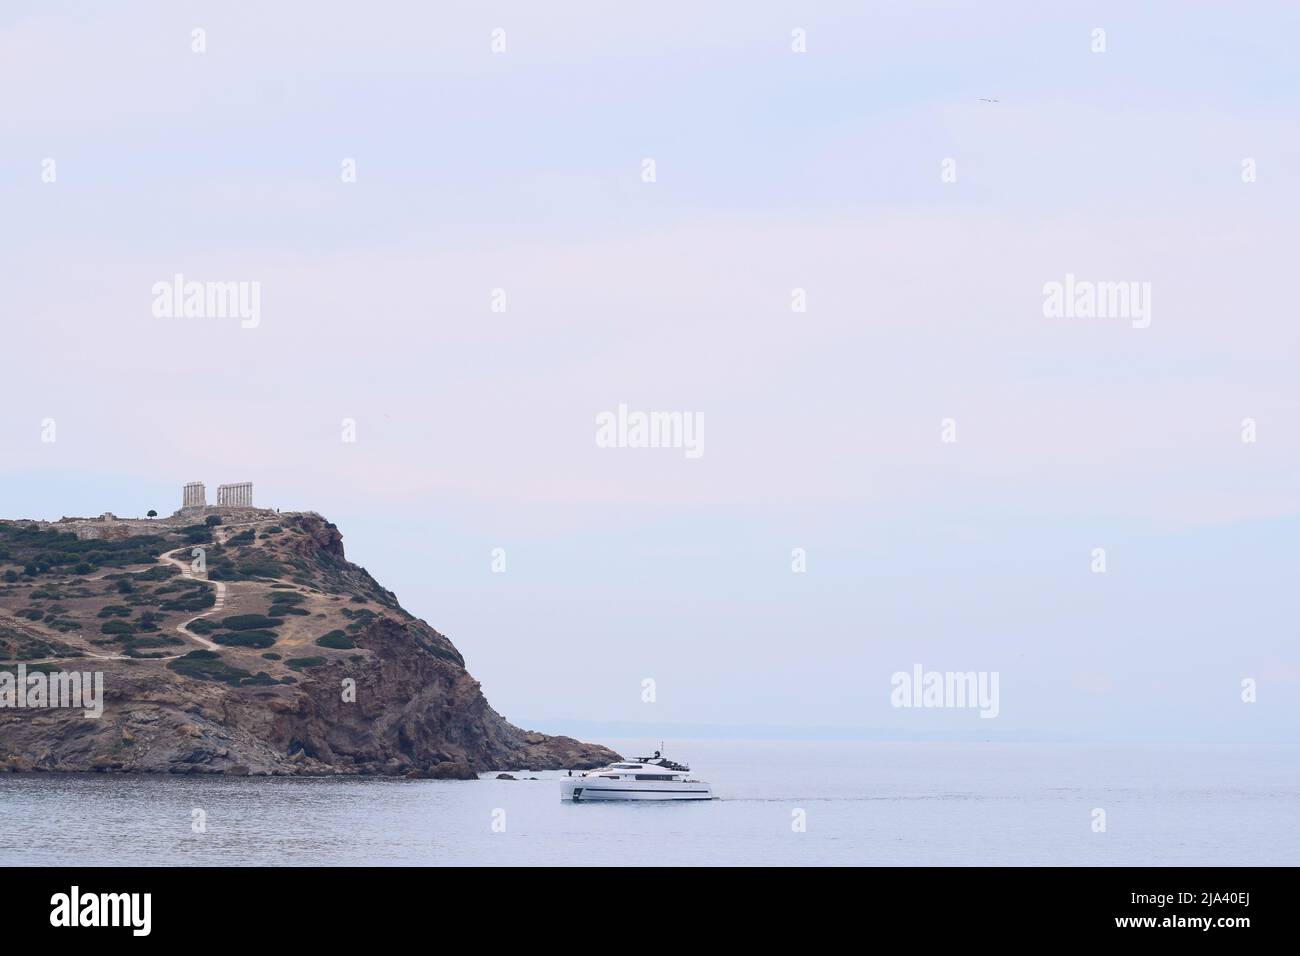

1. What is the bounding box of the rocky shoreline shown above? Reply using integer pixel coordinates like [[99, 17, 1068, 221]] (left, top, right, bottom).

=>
[[0, 509, 618, 776]]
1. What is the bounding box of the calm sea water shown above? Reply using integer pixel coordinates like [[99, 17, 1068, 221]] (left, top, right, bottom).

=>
[[2, 740, 1295, 866]]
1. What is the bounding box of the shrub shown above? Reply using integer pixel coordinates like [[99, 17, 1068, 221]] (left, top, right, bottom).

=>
[[2, 570, 17, 583], [123, 635, 179, 649], [205, 516, 223, 527], [132, 565, 178, 582], [160, 590, 216, 612], [270, 605, 310, 617], [100, 619, 134, 636], [97, 605, 132, 618], [168, 651, 257, 686], [227, 529, 255, 545], [236, 558, 283, 578], [215, 630, 278, 649], [315, 630, 355, 649], [220, 614, 281, 631], [285, 657, 327, 671], [261, 652, 282, 660]]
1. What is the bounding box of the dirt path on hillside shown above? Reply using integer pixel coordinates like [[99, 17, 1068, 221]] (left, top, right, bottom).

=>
[[158, 547, 224, 651]]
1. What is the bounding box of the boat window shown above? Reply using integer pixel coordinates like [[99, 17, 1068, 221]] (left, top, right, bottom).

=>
[[635, 774, 675, 781]]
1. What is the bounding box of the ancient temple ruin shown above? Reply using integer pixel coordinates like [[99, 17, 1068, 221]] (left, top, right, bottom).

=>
[[216, 482, 254, 507], [182, 481, 207, 509]]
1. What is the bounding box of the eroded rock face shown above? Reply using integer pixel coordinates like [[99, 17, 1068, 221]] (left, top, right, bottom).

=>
[[0, 511, 619, 776]]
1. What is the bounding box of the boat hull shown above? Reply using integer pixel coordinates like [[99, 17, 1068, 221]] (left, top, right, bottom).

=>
[[561, 779, 712, 801]]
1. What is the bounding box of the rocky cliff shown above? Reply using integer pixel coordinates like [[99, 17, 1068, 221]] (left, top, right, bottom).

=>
[[0, 509, 617, 776]]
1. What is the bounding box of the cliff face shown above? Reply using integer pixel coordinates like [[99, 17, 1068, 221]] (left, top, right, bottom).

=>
[[0, 510, 617, 776]]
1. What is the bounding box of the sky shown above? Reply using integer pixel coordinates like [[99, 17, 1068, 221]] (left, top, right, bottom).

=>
[[2, 1, 1298, 742]]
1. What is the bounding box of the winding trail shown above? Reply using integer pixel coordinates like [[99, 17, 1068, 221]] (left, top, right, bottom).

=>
[[158, 546, 224, 651]]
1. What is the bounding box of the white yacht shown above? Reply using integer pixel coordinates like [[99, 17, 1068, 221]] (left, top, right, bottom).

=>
[[561, 751, 712, 801]]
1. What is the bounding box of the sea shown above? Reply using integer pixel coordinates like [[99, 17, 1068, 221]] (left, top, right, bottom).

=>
[[2, 740, 1295, 866]]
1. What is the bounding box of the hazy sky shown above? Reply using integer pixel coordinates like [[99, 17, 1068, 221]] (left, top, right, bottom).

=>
[[3, 1, 1297, 741]]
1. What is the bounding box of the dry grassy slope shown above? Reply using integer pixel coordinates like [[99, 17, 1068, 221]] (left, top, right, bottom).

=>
[[0, 510, 617, 775]]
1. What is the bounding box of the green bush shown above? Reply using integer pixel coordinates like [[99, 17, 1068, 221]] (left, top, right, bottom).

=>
[[285, 656, 327, 671], [214, 629, 278, 648], [100, 619, 134, 636], [315, 630, 355, 649], [160, 590, 216, 612], [168, 650, 258, 686], [235, 558, 283, 578], [221, 614, 281, 631], [269, 605, 310, 617], [97, 605, 132, 618]]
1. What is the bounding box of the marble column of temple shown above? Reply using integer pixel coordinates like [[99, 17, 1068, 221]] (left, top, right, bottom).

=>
[[215, 483, 253, 507], [182, 482, 206, 508]]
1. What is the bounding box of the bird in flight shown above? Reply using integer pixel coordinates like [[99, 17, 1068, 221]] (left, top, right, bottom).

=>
[[979, 97, 1000, 103]]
